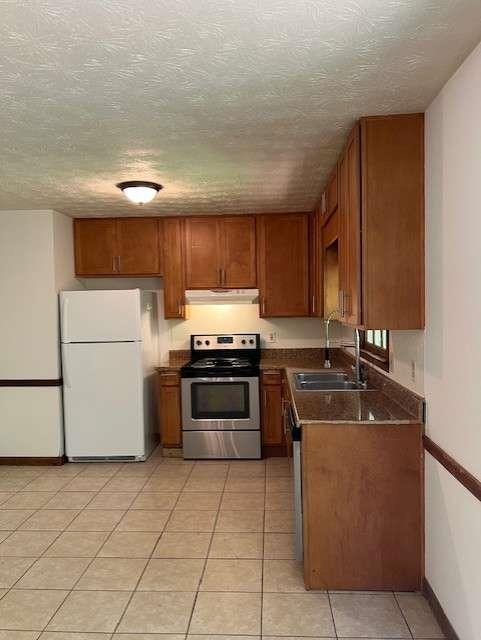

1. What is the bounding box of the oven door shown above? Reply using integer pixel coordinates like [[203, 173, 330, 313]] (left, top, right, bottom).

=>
[[181, 376, 260, 431]]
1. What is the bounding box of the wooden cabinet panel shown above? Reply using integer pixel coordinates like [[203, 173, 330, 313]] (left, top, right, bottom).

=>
[[326, 165, 339, 218], [158, 372, 182, 447], [184, 217, 222, 288], [257, 214, 310, 317], [309, 209, 323, 317], [117, 218, 161, 275], [338, 124, 362, 326], [74, 219, 117, 275], [302, 423, 423, 591], [261, 371, 284, 446], [163, 218, 185, 319], [361, 114, 424, 329], [222, 216, 256, 287]]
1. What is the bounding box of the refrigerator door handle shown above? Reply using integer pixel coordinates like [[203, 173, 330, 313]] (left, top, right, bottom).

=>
[[61, 296, 69, 342]]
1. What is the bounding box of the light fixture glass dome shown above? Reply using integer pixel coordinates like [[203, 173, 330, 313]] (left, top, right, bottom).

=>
[[116, 180, 163, 205]]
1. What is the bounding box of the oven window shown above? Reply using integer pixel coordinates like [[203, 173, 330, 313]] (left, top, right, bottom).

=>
[[191, 382, 250, 419]]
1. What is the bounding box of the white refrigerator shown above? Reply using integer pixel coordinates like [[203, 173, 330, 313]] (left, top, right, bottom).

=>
[[60, 289, 159, 461]]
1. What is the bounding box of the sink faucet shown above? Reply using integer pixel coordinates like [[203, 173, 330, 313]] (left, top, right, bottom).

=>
[[323, 309, 339, 368], [353, 328, 366, 388]]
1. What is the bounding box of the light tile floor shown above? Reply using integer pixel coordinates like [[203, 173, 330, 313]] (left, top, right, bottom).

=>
[[0, 448, 444, 639]]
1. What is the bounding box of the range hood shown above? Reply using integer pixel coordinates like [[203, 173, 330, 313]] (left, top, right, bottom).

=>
[[185, 289, 259, 305]]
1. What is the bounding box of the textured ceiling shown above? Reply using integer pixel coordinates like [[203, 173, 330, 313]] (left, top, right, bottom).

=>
[[1, 0, 481, 217]]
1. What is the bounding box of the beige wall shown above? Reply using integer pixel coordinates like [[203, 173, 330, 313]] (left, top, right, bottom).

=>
[[0, 209, 77, 457], [424, 40, 481, 640]]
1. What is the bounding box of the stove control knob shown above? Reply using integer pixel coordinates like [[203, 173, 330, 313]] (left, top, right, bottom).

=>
[[249, 339, 255, 345], [205, 340, 210, 346], [241, 339, 246, 345], [196, 340, 202, 346]]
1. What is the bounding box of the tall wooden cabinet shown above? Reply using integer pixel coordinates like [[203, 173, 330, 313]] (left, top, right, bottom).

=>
[[257, 213, 310, 317], [74, 218, 161, 276], [184, 215, 256, 289], [162, 218, 186, 319], [324, 113, 424, 329]]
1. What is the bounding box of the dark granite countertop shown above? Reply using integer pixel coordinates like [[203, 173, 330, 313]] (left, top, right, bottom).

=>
[[285, 367, 420, 425]]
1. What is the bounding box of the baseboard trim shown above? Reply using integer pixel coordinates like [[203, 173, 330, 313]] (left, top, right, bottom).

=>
[[422, 577, 460, 640], [0, 456, 66, 466], [262, 444, 287, 457]]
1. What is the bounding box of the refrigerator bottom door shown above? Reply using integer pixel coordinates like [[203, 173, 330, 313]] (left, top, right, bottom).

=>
[[182, 430, 261, 459], [62, 342, 146, 459]]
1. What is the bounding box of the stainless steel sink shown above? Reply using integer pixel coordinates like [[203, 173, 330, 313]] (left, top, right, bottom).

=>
[[294, 371, 366, 391]]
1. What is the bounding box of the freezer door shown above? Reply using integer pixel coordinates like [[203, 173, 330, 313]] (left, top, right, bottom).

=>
[[60, 289, 141, 343], [62, 342, 145, 458]]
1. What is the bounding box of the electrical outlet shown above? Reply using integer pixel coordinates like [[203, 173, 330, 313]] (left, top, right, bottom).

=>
[[266, 332, 277, 344], [411, 360, 416, 381]]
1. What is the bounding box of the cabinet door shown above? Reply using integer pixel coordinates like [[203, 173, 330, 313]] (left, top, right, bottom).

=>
[[184, 217, 222, 288], [222, 216, 257, 287], [339, 124, 362, 325], [159, 373, 182, 447], [74, 219, 117, 276], [117, 218, 161, 275], [163, 218, 185, 319], [257, 214, 310, 317], [309, 209, 323, 317], [261, 371, 284, 446]]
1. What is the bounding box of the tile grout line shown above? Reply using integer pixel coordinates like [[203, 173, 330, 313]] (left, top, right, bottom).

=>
[[111, 453, 196, 636], [184, 460, 230, 638], [393, 591, 415, 640]]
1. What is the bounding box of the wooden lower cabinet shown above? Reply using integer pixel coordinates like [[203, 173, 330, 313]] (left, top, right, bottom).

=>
[[260, 370, 287, 456], [158, 371, 182, 447], [302, 422, 423, 590]]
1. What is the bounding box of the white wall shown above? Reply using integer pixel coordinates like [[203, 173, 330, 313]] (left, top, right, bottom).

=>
[[425, 40, 481, 640], [333, 322, 425, 395], [0, 210, 77, 457], [81, 278, 327, 352]]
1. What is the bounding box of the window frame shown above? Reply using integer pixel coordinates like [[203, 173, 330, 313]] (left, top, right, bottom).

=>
[[360, 329, 390, 372]]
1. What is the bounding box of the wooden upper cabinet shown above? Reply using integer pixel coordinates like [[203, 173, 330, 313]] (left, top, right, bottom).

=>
[[309, 209, 323, 317], [222, 216, 256, 287], [325, 165, 339, 222], [335, 114, 424, 329], [74, 218, 161, 277], [257, 213, 310, 317], [338, 124, 362, 326], [74, 219, 118, 276], [163, 218, 186, 319], [360, 114, 424, 329], [116, 218, 161, 275], [184, 215, 257, 289], [184, 217, 222, 288]]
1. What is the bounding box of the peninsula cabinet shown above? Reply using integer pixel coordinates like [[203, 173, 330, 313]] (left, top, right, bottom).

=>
[[162, 217, 186, 319], [257, 213, 310, 317], [184, 215, 257, 289], [302, 422, 423, 590], [334, 113, 425, 329], [74, 217, 161, 277]]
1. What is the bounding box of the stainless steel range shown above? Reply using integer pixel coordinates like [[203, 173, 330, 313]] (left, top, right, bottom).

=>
[[181, 333, 261, 459]]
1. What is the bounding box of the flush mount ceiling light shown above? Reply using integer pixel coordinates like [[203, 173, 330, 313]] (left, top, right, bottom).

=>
[[116, 180, 163, 205]]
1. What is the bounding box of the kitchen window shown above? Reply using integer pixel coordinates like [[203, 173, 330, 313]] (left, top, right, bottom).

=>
[[360, 330, 390, 371]]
